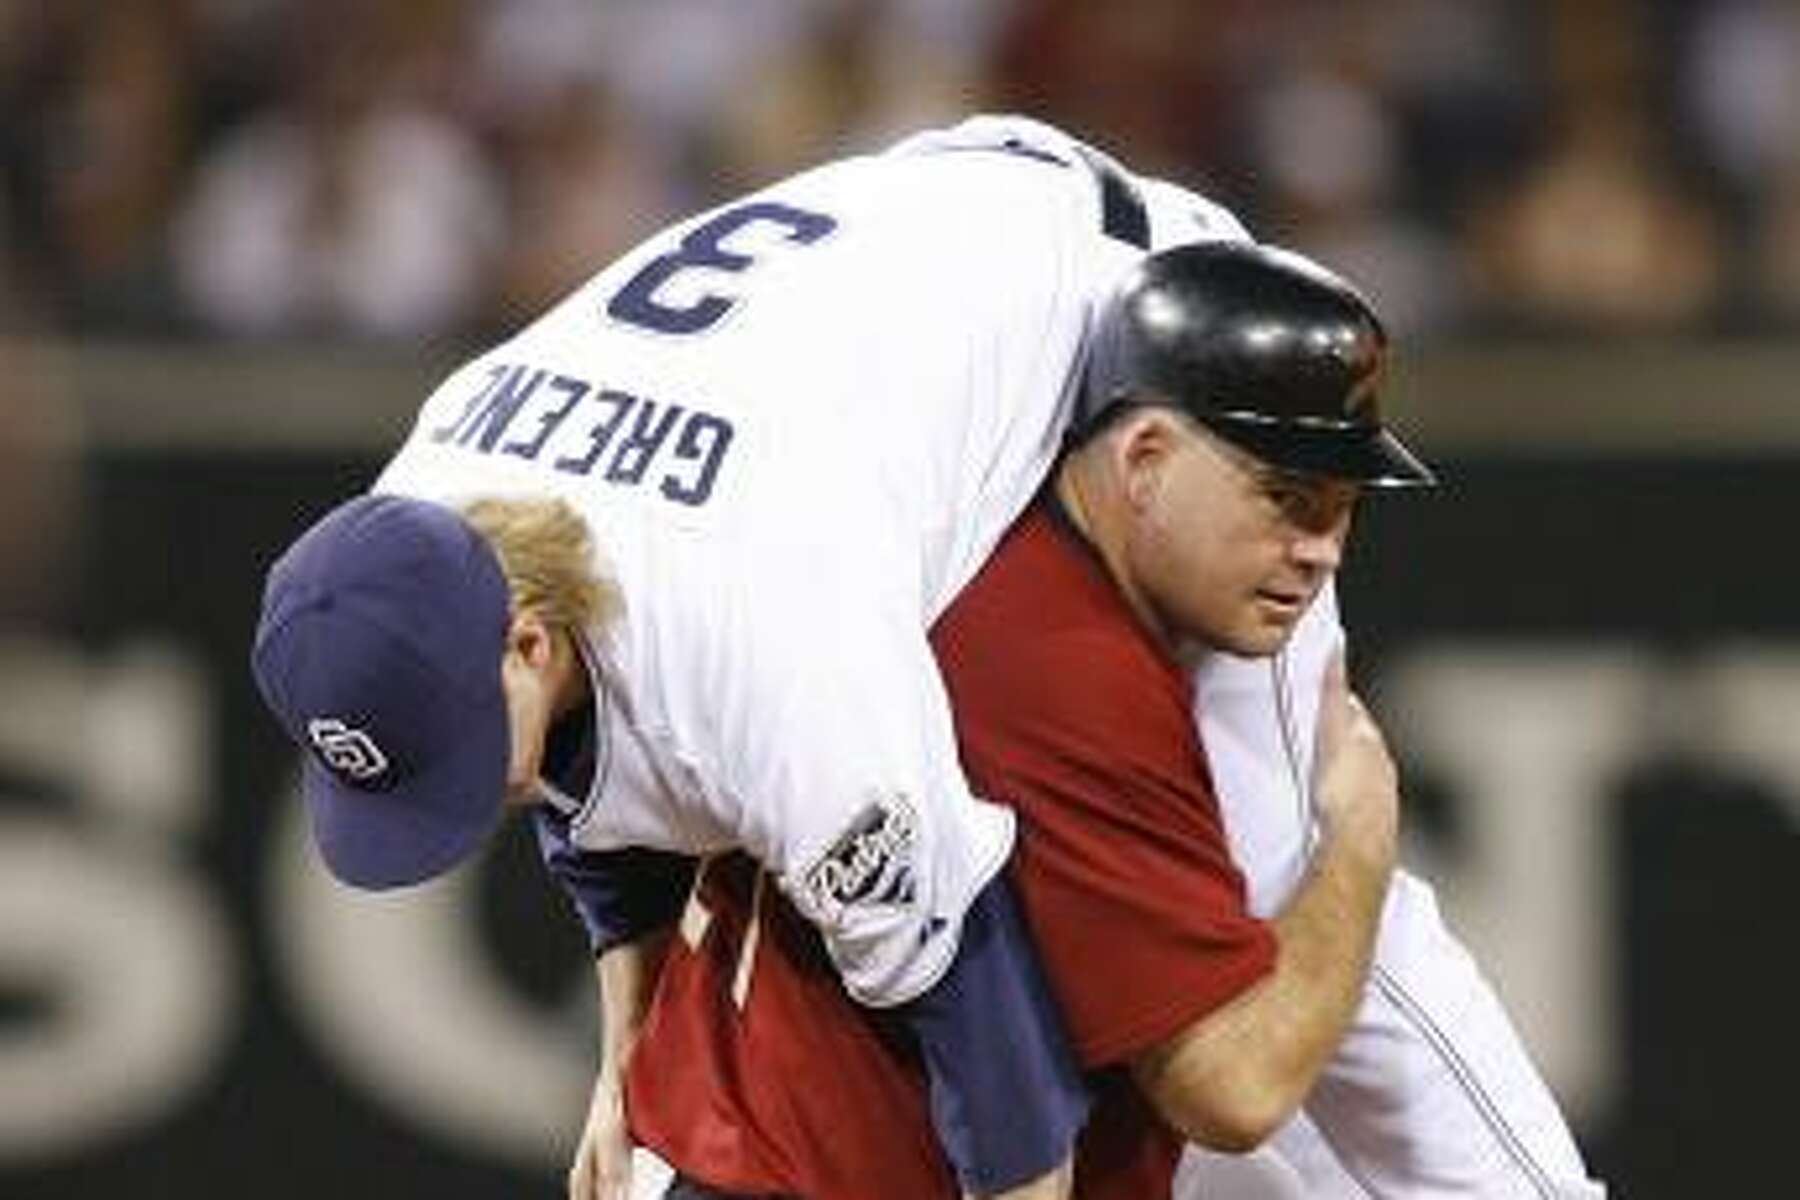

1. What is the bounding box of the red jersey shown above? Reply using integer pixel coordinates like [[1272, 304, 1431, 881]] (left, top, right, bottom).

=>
[[626, 504, 1275, 1197], [626, 852, 955, 1198]]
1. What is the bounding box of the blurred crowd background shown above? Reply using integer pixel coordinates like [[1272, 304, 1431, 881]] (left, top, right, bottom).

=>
[[5, 0, 1800, 347]]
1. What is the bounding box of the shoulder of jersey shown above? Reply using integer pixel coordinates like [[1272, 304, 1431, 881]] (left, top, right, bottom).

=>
[[1136, 176, 1253, 249]]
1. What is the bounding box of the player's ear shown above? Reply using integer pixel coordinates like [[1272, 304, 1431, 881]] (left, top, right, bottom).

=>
[[505, 607, 556, 668], [1114, 408, 1180, 510]]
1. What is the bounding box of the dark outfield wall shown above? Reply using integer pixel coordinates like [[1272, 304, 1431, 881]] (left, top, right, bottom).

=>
[[0, 450, 1793, 1198]]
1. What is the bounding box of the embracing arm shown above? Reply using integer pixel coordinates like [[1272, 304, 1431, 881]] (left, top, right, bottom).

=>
[[1131, 656, 1396, 1152]]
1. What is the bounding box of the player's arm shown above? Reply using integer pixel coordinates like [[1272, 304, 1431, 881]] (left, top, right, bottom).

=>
[[1200, 590, 1603, 1193], [568, 929, 673, 1200], [1130, 655, 1396, 1151], [530, 809, 698, 1200], [899, 873, 1087, 1200]]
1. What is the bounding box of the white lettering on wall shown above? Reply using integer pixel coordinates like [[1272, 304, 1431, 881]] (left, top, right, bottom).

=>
[[265, 790, 594, 1167], [3, 634, 1795, 1169], [1378, 644, 1800, 1125], [0, 642, 235, 1158]]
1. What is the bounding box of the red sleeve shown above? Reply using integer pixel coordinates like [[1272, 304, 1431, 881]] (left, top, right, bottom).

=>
[[931, 512, 1276, 1068]]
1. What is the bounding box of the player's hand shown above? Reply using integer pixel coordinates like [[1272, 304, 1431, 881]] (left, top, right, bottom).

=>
[[568, 1068, 632, 1200], [1311, 652, 1398, 873]]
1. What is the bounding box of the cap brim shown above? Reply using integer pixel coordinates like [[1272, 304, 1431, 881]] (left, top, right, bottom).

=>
[[302, 688, 510, 890], [1206, 416, 1437, 489]]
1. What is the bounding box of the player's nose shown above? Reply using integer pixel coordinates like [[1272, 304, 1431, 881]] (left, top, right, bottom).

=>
[[1290, 524, 1345, 574]]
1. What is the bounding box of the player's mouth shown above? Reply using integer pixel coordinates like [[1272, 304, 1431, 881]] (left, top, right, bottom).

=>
[[1254, 587, 1310, 620]]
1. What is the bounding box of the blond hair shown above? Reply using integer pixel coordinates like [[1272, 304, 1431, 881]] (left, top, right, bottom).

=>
[[460, 496, 619, 631]]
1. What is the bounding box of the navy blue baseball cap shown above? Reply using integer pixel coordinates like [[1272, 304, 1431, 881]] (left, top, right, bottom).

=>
[[251, 494, 513, 890]]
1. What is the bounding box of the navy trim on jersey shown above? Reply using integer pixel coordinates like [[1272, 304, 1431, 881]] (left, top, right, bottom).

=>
[[541, 693, 598, 805], [900, 875, 1090, 1192], [531, 806, 697, 953], [1074, 147, 1151, 249], [924, 138, 1071, 169], [558, 630, 614, 831]]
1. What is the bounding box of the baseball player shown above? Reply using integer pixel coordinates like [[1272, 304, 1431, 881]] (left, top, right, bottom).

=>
[[251, 115, 1254, 1199], [252, 111, 1605, 1197], [591, 241, 1605, 1198]]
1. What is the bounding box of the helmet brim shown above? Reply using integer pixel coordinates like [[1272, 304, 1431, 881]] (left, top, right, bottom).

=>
[[1202, 412, 1438, 489]]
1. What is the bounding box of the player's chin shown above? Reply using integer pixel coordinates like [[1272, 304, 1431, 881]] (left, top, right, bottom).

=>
[[1222, 605, 1304, 657]]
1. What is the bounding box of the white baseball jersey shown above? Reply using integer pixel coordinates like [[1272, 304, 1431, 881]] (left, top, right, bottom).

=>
[[375, 115, 1248, 1006], [1178, 586, 1606, 1198]]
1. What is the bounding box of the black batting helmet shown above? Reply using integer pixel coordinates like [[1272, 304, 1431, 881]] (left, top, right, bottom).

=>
[[1074, 241, 1435, 488]]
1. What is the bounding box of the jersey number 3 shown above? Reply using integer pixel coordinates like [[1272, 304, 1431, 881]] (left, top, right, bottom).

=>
[[606, 201, 837, 335]]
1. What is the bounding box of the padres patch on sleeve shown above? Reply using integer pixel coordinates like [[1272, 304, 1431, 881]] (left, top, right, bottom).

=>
[[803, 795, 919, 915]]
